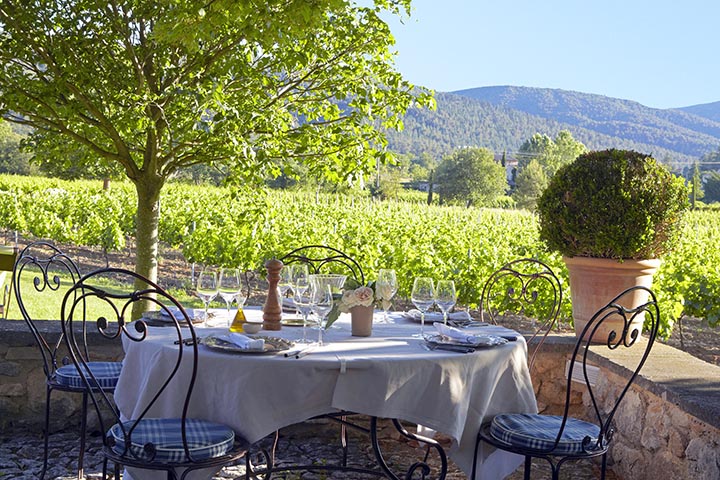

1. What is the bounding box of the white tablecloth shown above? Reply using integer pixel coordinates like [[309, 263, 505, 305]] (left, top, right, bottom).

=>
[[115, 308, 537, 479]]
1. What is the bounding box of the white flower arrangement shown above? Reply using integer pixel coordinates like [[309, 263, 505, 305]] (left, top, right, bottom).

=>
[[338, 286, 375, 313]]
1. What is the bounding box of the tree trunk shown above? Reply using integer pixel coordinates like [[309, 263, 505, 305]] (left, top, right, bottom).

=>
[[131, 174, 163, 319]]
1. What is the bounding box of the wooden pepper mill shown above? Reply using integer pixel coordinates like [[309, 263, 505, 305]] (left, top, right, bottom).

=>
[[262, 258, 283, 330]]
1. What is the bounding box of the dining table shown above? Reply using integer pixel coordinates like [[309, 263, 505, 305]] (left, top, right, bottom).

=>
[[114, 307, 538, 480]]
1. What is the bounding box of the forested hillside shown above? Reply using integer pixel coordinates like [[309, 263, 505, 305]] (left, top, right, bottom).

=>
[[386, 87, 720, 166], [679, 100, 720, 124]]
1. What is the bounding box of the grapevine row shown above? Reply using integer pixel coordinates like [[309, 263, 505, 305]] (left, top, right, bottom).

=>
[[0, 175, 717, 336]]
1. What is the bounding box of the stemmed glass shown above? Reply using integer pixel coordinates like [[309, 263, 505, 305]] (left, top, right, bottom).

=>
[[219, 268, 242, 327], [279, 264, 293, 308], [291, 264, 311, 342], [376, 269, 398, 324], [310, 282, 333, 346], [196, 268, 218, 327], [435, 279, 457, 325], [411, 277, 435, 337]]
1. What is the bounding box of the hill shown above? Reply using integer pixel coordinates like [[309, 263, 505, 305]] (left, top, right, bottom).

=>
[[386, 86, 720, 167], [678, 100, 720, 124]]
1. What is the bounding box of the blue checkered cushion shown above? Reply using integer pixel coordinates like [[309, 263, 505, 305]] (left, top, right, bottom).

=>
[[55, 361, 122, 389], [490, 414, 602, 455], [109, 418, 235, 463]]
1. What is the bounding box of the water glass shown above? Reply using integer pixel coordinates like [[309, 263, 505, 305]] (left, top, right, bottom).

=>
[[310, 282, 333, 346], [435, 279, 457, 325], [411, 277, 435, 337], [219, 267, 242, 327], [293, 287, 312, 343], [376, 269, 398, 324], [196, 268, 218, 327]]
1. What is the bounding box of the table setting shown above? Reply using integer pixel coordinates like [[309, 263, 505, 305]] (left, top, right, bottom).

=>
[[116, 269, 537, 480]]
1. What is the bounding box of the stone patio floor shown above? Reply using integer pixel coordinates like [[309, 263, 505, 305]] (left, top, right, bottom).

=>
[[0, 418, 619, 480]]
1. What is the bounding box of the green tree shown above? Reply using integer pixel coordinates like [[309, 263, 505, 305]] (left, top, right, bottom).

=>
[[518, 130, 586, 177], [435, 147, 507, 207], [704, 171, 720, 203], [0, 0, 432, 314], [690, 161, 704, 208], [0, 120, 34, 175], [512, 159, 548, 211]]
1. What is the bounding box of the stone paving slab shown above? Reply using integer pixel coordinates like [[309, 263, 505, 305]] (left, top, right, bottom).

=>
[[0, 420, 618, 479]]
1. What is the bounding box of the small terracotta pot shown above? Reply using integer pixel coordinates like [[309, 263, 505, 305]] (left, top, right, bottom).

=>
[[350, 305, 374, 337]]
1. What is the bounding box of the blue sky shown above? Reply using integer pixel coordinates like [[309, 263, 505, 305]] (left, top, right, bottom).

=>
[[381, 0, 720, 109]]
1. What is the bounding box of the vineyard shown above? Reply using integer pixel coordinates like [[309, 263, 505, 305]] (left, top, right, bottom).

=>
[[0, 174, 718, 338]]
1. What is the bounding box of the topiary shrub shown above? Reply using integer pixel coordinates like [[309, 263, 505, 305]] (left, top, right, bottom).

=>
[[537, 149, 690, 259]]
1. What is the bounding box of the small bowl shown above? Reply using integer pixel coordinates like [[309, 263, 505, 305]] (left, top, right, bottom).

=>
[[242, 322, 263, 334]]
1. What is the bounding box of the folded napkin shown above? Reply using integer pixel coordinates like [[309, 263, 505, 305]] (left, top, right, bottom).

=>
[[161, 306, 200, 321], [227, 333, 265, 351], [433, 322, 508, 347], [404, 309, 471, 323]]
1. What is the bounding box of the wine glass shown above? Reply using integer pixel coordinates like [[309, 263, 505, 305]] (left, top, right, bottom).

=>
[[376, 269, 398, 324], [291, 264, 310, 342], [411, 277, 435, 337], [279, 264, 293, 309], [310, 282, 333, 346], [218, 268, 242, 327], [435, 279, 457, 325], [196, 268, 218, 327], [294, 286, 313, 344]]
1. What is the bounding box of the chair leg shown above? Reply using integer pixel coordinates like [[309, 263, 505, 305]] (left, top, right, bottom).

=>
[[40, 385, 53, 480], [470, 432, 482, 480], [601, 453, 607, 480], [78, 391, 88, 479], [340, 415, 349, 467], [523, 455, 532, 480]]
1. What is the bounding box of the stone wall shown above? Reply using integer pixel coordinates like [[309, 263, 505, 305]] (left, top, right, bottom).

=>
[[0, 320, 123, 432], [531, 339, 720, 480], [1, 321, 719, 479]]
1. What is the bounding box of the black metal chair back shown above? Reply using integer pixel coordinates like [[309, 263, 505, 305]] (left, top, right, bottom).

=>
[[61, 267, 246, 476], [12, 241, 84, 384], [474, 285, 660, 480], [11, 241, 120, 480], [280, 245, 365, 286], [479, 258, 562, 371], [565, 285, 660, 453]]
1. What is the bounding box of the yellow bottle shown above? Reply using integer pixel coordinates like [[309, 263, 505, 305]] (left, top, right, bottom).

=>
[[229, 307, 247, 332]]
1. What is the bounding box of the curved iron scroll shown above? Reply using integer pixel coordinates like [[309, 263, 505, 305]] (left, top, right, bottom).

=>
[[280, 245, 365, 285], [479, 258, 562, 371], [245, 416, 447, 480]]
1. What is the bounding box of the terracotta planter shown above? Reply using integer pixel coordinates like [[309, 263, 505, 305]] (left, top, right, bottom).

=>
[[350, 305, 374, 337], [564, 256, 660, 343]]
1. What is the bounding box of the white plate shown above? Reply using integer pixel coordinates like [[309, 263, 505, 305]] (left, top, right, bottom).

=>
[[425, 333, 508, 349], [201, 334, 293, 354]]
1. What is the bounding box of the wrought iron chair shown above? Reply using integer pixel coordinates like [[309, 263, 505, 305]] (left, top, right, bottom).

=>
[[60, 267, 248, 479], [280, 245, 365, 285], [472, 285, 660, 480], [276, 245, 365, 467], [12, 241, 122, 480], [479, 258, 563, 372]]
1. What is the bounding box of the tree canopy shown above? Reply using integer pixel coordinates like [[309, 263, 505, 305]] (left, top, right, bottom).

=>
[[435, 147, 507, 207], [512, 158, 548, 211], [0, 0, 432, 312], [517, 130, 586, 177]]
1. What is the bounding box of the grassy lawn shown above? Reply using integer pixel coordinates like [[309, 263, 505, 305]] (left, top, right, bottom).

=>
[[5, 269, 204, 322]]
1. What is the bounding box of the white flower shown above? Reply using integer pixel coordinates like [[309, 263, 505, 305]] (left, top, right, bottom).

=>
[[338, 286, 375, 312], [354, 286, 374, 307]]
